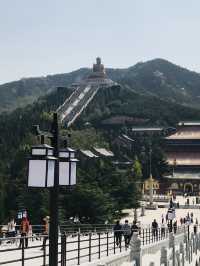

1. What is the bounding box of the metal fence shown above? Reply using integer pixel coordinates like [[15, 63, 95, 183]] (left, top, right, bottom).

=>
[[0, 225, 188, 266], [0, 224, 114, 237]]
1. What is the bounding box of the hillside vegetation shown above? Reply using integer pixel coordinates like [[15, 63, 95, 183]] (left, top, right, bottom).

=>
[[1, 84, 200, 223], [1, 59, 200, 113]]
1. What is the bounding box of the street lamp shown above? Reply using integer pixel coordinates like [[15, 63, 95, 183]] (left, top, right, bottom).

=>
[[59, 147, 78, 186], [28, 145, 78, 187], [27, 113, 78, 266], [28, 144, 56, 187]]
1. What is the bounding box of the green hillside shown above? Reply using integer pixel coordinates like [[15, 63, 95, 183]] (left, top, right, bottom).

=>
[[1, 84, 200, 223], [1, 58, 200, 113], [119, 59, 200, 108]]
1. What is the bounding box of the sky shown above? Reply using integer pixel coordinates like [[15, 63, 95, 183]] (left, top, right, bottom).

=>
[[1, 0, 200, 84]]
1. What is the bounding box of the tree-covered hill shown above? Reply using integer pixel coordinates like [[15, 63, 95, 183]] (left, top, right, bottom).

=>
[[119, 59, 200, 108], [0, 68, 90, 113], [1, 84, 200, 223], [2, 58, 200, 113], [77, 85, 200, 128]]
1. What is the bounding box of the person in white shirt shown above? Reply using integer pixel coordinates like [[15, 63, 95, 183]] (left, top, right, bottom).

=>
[[7, 218, 16, 243]]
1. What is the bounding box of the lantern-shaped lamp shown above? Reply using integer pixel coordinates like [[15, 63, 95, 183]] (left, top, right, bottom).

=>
[[59, 147, 78, 186], [28, 144, 56, 187]]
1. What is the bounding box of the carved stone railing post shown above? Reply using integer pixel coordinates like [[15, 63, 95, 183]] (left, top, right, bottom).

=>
[[176, 250, 180, 266], [169, 233, 175, 266], [188, 239, 192, 264], [198, 233, 200, 250], [180, 242, 184, 266], [160, 246, 168, 266], [141, 205, 145, 217], [194, 234, 197, 255], [130, 233, 142, 266], [184, 233, 189, 261], [197, 233, 200, 251], [191, 233, 194, 255]]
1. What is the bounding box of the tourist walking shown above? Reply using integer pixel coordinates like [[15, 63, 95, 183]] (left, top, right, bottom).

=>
[[122, 220, 131, 248], [173, 221, 177, 234], [161, 221, 165, 238], [161, 214, 164, 224], [7, 218, 16, 238], [131, 220, 139, 236], [113, 221, 122, 247], [152, 219, 158, 241], [41, 216, 50, 250], [19, 217, 30, 248]]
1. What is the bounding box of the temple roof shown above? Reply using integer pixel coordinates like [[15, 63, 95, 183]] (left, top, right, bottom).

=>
[[166, 127, 200, 140], [79, 150, 99, 158], [121, 134, 135, 142], [93, 148, 114, 157], [178, 121, 200, 126], [132, 127, 164, 131], [167, 152, 200, 166], [165, 172, 200, 180]]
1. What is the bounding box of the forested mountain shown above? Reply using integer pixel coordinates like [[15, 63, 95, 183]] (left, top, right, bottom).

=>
[[1, 84, 200, 224], [119, 59, 200, 108], [1, 58, 200, 113], [0, 69, 90, 113]]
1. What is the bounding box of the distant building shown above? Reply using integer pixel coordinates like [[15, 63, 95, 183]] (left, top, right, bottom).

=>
[[164, 121, 200, 195]]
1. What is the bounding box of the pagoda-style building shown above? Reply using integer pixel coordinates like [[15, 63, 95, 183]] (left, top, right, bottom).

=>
[[164, 121, 200, 195]]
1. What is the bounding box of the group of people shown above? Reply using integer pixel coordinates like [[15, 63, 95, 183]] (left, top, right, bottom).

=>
[[1, 215, 50, 249], [179, 212, 198, 225], [113, 220, 139, 248]]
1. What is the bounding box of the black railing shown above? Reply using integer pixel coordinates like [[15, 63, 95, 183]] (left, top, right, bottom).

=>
[[0, 225, 187, 266], [0, 224, 114, 237]]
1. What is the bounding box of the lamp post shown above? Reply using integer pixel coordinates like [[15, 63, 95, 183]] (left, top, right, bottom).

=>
[[27, 112, 78, 266], [149, 146, 154, 206], [49, 113, 59, 266]]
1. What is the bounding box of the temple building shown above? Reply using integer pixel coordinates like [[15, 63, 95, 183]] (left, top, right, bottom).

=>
[[164, 121, 200, 195]]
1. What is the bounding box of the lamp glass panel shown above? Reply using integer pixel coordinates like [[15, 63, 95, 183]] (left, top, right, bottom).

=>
[[70, 161, 76, 185], [32, 148, 46, 156], [70, 153, 75, 158], [47, 160, 55, 187], [48, 150, 53, 156], [59, 152, 69, 158], [28, 159, 46, 187], [59, 161, 69, 185]]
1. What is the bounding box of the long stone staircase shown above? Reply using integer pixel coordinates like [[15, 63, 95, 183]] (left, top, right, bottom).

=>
[[57, 83, 99, 127]]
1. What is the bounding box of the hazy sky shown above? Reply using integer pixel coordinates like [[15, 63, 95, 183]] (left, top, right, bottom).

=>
[[1, 0, 200, 84]]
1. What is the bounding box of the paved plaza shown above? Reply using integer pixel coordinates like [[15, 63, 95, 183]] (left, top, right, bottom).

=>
[[1, 196, 200, 265], [122, 196, 200, 226]]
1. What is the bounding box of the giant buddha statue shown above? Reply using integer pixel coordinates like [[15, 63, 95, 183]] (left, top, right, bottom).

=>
[[87, 57, 106, 79], [93, 57, 106, 75], [82, 57, 115, 87]]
